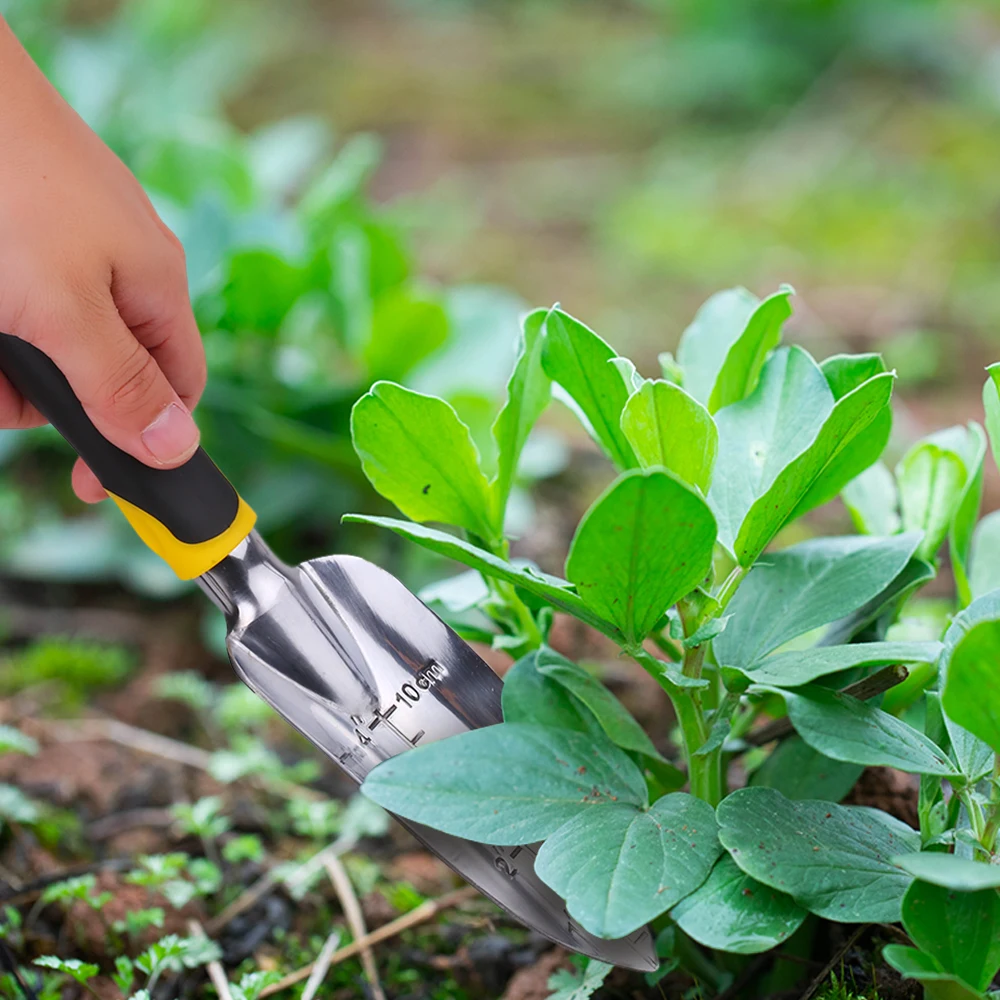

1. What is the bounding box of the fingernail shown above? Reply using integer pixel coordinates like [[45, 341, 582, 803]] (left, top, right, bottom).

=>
[[141, 403, 200, 465]]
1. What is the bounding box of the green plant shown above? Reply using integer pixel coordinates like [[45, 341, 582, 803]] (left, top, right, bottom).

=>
[[345, 287, 1000, 988], [112, 907, 166, 945], [0, 638, 133, 706], [545, 957, 612, 999], [173, 796, 231, 842], [39, 874, 112, 913], [125, 852, 222, 909]]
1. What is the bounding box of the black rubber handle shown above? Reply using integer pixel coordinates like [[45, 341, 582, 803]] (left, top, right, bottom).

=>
[[0, 333, 247, 561]]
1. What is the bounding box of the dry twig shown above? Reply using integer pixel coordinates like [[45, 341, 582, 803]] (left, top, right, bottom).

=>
[[797, 924, 868, 1000], [206, 868, 281, 938], [745, 664, 908, 747], [325, 856, 387, 1000], [207, 829, 363, 936], [300, 930, 343, 1000], [258, 887, 479, 998], [188, 920, 234, 1000]]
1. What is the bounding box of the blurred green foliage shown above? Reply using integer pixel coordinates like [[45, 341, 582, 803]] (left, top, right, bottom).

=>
[[0, 0, 527, 593], [279, 0, 1000, 375], [1, 0, 998, 598], [0, 636, 134, 706]]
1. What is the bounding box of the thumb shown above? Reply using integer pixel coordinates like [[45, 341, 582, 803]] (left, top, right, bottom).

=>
[[34, 287, 201, 472]]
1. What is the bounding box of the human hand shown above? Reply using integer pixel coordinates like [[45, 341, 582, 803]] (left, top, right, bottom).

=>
[[0, 17, 206, 503]]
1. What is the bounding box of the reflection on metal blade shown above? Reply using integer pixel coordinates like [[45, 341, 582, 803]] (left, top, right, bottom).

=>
[[198, 531, 658, 972]]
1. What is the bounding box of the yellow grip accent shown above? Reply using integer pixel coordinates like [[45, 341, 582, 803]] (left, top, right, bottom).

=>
[[107, 492, 257, 580]]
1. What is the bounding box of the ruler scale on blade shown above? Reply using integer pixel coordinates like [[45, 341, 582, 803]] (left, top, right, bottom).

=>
[[0, 333, 658, 973]]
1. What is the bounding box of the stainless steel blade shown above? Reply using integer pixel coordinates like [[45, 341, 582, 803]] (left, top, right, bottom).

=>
[[198, 530, 657, 972]]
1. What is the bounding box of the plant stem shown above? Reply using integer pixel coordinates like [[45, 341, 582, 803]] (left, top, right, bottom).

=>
[[676, 643, 725, 806], [716, 565, 748, 614], [507, 586, 543, 649], [682, 643, 706, 681], [673, 928, 731, 993], [980, 754, 1000, 854], [490, 578, 543, 653]]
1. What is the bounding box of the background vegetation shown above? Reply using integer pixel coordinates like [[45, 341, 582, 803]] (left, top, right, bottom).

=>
[[2, 0, 1000, 997]]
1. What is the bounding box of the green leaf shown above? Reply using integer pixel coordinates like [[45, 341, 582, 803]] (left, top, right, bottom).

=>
[[220, 250, 307, 334], [708, 289, 793, 413], [714, 533, 921, 668], [671, 854, 807, 955], [610, 357, 645, 393], [748, 736, 863, 803], [894, 854, 1000, 892], [898, 433, 971, 563], [949, 425, 987, 607], [823, 557, 936, 647], [535, 793, 720, 938], [546, 958, 613, 1000], [361, 722, 647, 844], [361, 289, 448, 383], [805, 354, 894, 515], [983, 366, 1000, 475], [709, 346, 833, 553], [675, 287, 759, 407], [34, 957, 99, 986], [658, 351, 684, 385], [620, 380, 718, 492], [970, 510, 1000, 602], [821, 353, 889, 398], [492, 309, 552, 508], [883, 945, 986, 1000], [502, 650, 684, 790], [901, 879, 1000, 991], [351, 382, 498, 541], [0, 783, 39, 825], [753, 685, 958, 776], [842, 461, 901, 536], [943, 590, 1000, 658], [342, 515, 617, 638], [717, 786, 919, 922], [942, 618, 1000, 754], [534, 650, 668, 762], [299, 132, 381, 236], [735, 369, 896, 567], [502, 651, 608, 736], [565, 469, 717, 648], [541, 308, 636, 469], [743, 641, 941, 687], [0, 724, 38, 756]]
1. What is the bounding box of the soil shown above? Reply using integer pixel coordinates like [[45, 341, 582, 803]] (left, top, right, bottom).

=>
[[0, 597, 928, 1000]]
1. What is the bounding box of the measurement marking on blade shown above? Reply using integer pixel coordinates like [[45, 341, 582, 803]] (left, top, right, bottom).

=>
[[493, 853, 519, 879], [351, 661, 446, 748], [367, 704, 398, 730]]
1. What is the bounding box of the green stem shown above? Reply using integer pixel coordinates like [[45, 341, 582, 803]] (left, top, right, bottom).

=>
[[673, 928, 730, 993], [960, 788, 987, 845], [637, 640, 724, 806], [495, 579, 543, 651], [716, 565, 748, 613], [980, 755, 1000, 854], [683, 643, 706, 681]]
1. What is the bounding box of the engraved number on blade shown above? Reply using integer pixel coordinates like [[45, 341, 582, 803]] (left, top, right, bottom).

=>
[[493, 845, 522, 879], [352, 660, 445, 748]]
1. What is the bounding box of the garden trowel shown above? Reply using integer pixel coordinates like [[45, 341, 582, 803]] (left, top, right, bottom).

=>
[[0, 334, 657, 973]]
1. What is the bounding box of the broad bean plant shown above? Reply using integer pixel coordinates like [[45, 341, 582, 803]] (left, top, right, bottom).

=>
[[348, 287, 1000, 997]]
